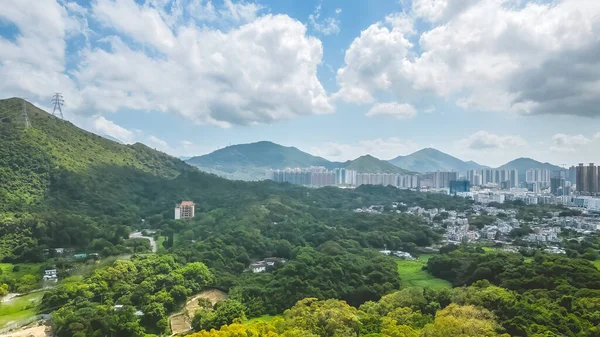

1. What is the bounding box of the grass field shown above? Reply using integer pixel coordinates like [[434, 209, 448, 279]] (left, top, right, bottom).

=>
[[0, 292, 45, 328], [0, 263, 42, 279], [157, 236, 168, 254], [396, 258, 451, 290]]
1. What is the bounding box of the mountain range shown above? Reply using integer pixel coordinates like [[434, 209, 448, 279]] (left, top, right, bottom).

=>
[[186, 141, 410, 180], [499, 158, 563, 181], [388, 148, 489, 173], [186, 141, 562, 180]]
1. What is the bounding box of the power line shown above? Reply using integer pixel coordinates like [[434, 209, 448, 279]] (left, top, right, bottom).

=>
[[21, 97, 31, 128], [51, 93, 64, 119]]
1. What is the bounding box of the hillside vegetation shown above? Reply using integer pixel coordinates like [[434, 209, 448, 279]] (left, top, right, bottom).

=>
[[0, 97, 199, 260], [0, 98, 464, 263], [344, 155, 412, 174]]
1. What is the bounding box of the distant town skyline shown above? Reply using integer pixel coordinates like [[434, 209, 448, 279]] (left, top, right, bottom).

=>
[[1, 0, 600, 167]]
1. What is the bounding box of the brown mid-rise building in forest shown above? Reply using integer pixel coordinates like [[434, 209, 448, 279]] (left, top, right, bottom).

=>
[[175, 201, 195, 219]]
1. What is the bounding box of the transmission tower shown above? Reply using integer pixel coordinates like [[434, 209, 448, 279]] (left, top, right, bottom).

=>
[[51, 93, 64, 119], [21, 98, 31, 128]]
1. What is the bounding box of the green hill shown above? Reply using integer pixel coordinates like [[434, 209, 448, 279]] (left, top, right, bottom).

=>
[[498, 157, 563, 181], [0, 98, 226, 260], [498, 157, 562, 172], [186, 141, 338, 180], [389, 148, 487, 173], [0, 98, 194, 209], [343, 155, 411, 174]]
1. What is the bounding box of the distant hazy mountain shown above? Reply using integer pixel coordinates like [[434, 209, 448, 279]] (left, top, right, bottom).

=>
[[389, 148, 487, 173], [498, 157, 563, 172], [186, 141, 339, 180], [186, 141, 414, 180], [343, 155, 411, 174]]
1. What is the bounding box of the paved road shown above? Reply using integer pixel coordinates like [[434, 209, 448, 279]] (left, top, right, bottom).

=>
[[129, 232, 157, 253]]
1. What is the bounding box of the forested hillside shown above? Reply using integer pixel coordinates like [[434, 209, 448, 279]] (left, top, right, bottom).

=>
[[343, 155, 411, 174], [0, 98, 463, 262], [0, 98, 199, 260]]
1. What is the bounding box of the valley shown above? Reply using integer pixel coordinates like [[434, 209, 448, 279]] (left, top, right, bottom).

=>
[[1, 99, 600, 337]]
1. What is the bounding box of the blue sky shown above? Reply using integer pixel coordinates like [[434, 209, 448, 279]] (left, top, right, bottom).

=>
[[1, 0, 599, 167]]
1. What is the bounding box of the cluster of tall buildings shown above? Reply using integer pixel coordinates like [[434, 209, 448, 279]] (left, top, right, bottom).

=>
[[466, 169, 519, 188], [267, 167, 336, 186], [420, 171, 459, 189], [266, 167, 419, 188], [525, 169, 551, 185], [550, 177, 570, 196], [575, 163, 600, 195], [266, 162, 600, 198]]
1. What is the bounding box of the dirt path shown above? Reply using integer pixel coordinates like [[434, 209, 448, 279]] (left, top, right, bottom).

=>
[[1, 293, 20, 303], [169, 289, 228, 335], [129, 232, 157, 252], [0, 325, 51, 337]]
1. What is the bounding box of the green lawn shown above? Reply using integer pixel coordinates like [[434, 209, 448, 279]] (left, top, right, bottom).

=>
[[396, 259, 451, 290], [157, 236, 168, 254], [0, 263, 42, 279], [0, 292, 45, 328], [416, 254, 435, 262]]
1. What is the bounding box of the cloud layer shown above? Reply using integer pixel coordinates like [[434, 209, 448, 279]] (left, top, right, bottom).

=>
[[310, 138, 420, 161], [366, 102, 416, 119], [457, 131, 527, 150], [336, 0, 600, 117], [1, 0, 332, 127]]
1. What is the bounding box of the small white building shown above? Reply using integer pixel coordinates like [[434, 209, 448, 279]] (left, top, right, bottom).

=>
[[250, 263, 266, 273], [43, 269, 58, 282], [249, 257, 286, 273]]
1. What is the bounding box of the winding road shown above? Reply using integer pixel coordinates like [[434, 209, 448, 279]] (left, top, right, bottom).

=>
[[129, 232, 157, 253]]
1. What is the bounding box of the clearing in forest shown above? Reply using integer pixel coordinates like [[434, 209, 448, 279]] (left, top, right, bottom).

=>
[[0, 293, 45, 328], [169, 289, 228, 335], [0, 325, 51, 337], [396, 256, 451, 290]]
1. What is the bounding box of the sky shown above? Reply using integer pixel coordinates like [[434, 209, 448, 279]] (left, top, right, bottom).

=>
[[1, 0, 599, 167]]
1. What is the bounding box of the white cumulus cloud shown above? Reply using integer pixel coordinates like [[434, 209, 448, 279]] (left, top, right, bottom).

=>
[[336, 0, 600, 118], [308, 3, 341, 36], [366, 102, 416, 119], [310, 137, 420, 161], [552, 134, 593, 147], [92, 116, 135, 143], [457, 131, 527, 150], [0, 0, 332, 128]]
